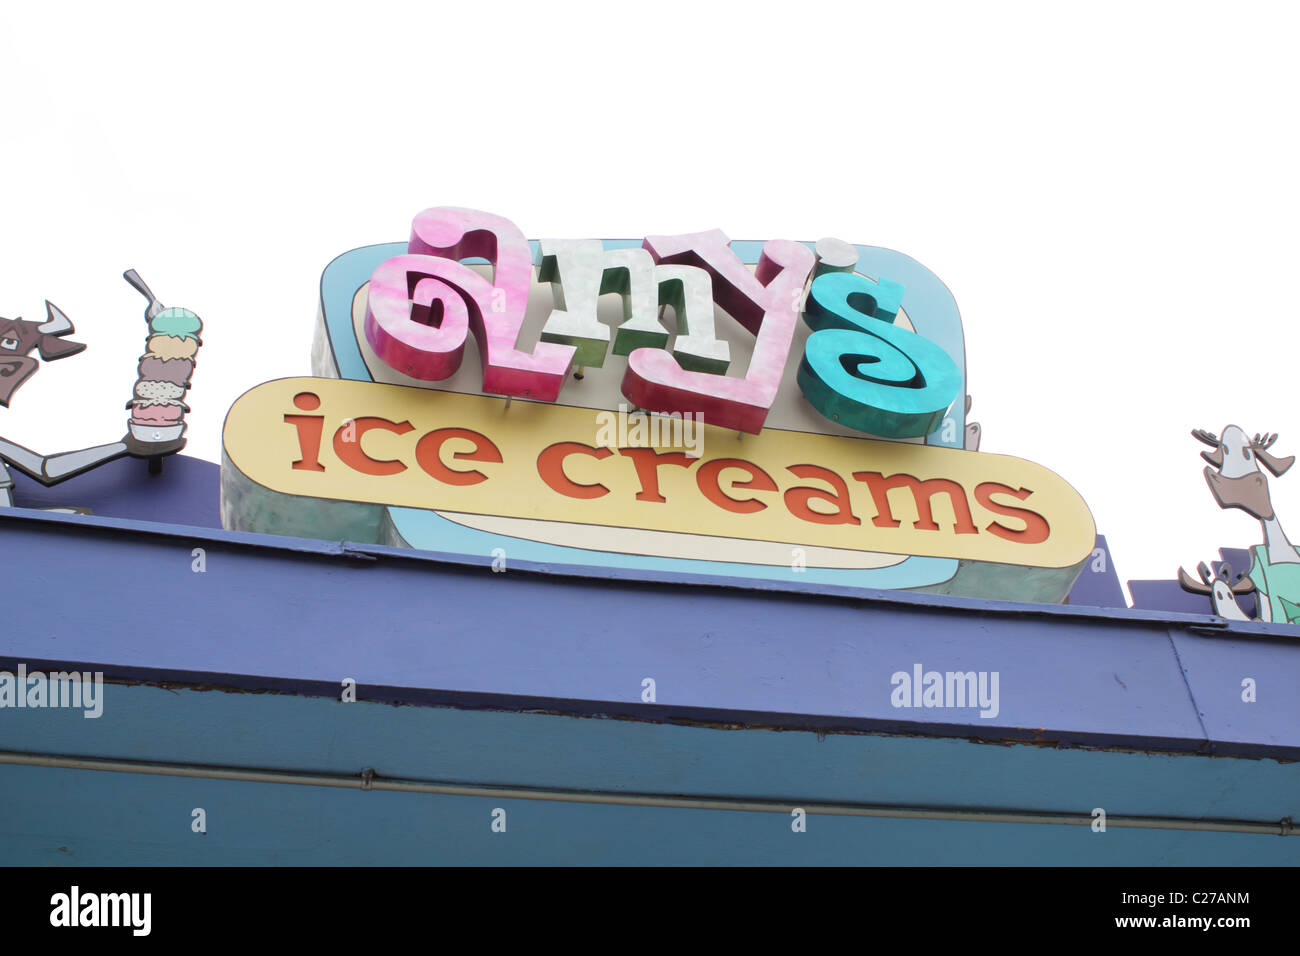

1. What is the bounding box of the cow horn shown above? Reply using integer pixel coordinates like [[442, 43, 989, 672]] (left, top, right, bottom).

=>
[[37, 301, 73, 335], [1193, 429, 1224, 468], [1179, 565, 1212, 594], [1251, 435, 1294, 477]]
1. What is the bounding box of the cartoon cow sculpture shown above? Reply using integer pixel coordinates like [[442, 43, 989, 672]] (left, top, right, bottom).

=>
[[1179, 425, 1300, 624], [1178, 561, 1255, 620], [0, 271, 202, 508], [0, 301, 85, 407]]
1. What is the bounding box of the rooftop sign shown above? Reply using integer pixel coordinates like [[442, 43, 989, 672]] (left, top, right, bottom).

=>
[[222, 207, 1095, 602]]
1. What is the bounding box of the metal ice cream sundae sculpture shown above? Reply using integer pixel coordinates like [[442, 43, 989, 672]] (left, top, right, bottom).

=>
[[123, 270, 201, 448], [0, 270, 203, 506]]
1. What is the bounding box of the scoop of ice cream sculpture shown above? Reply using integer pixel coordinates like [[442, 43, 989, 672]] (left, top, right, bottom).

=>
[[122, 271, 202, 446]]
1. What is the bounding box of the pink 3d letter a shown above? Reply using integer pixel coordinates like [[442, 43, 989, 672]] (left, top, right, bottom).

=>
[[365, 208, 575, 401]]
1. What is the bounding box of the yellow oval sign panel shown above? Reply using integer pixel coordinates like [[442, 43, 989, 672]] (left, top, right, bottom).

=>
[[223, 376, 1095, 570]]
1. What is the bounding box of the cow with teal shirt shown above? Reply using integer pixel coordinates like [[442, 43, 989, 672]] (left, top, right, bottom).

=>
[[1187, 425, 1300, 625]]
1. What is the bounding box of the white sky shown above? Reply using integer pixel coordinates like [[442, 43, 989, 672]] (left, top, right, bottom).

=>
[[1, 1, 1296, 592]]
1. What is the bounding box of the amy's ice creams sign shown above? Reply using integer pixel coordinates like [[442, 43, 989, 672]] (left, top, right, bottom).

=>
[[222, 207, 1095, 602]]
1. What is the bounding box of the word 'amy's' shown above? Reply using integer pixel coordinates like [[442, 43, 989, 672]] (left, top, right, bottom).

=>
[[364, 208, 962, 439]]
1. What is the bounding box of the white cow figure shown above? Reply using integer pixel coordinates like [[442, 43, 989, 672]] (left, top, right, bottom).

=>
[[1181, 425, 1300, 624]]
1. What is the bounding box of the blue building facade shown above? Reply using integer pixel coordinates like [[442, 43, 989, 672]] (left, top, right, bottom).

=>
[[1, 456, 1297, 865]]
